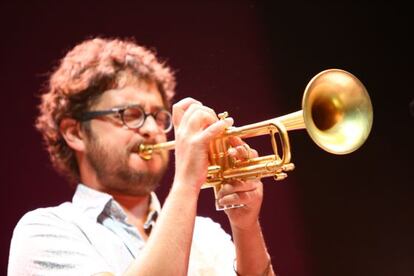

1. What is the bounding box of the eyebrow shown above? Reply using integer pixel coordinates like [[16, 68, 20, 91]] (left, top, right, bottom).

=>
[[110, 104, 167, 112], [111, 104, 142, 109]]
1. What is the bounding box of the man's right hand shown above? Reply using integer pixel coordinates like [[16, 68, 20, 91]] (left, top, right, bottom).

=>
[[171, 97, 233, 192]]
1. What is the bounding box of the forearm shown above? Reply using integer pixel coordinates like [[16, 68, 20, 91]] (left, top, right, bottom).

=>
[[122, 98, 231, 275], [124, 183, 199, 276], [231, 220, 275, 276]]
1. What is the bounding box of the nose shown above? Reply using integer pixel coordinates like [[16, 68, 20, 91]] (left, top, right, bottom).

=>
[[138, 115, 161, 139]]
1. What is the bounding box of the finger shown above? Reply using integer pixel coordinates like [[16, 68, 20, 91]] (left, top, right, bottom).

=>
[[250, 148, 259, 158], [217, 179, 259, 198], [183, 105, 218, 131], [227, 136, 245, 147], [217, 189, 260, 207], [228, 137, 258, 157], [228, 144, 259, 160], [236, 144, 251, 159], [199, 117, 234, 144], [172, 97, 202, 126]]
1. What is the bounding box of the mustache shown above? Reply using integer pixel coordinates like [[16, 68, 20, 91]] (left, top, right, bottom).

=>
[[129, 138, 157, 153]]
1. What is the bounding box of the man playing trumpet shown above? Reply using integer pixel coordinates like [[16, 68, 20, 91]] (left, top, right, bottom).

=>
[[8, 37, 275, 276]]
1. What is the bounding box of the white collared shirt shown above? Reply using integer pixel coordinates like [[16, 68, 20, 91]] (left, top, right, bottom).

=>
[[8, 184, 236, 275]]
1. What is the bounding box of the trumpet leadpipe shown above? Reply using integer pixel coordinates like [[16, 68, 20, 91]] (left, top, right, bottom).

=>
[[138, 110, 305, 159]]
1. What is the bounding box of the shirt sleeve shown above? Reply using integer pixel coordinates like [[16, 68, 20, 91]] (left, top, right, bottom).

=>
[[189, 217, 237, 276], [8, 208, 113, 276]]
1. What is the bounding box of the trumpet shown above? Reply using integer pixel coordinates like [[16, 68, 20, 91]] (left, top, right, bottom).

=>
[[139, 69, 373, 210]]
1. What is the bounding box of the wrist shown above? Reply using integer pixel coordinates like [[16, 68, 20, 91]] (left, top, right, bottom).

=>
[[234, 256, 273, 276], [230, 217, 261, 233], [161, 180, 200, 218], [171, 178, 201, 198]]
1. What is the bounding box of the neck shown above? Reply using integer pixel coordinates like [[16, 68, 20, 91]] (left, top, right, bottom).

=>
[[112, 192, 152, 241], [78, 155, 151, 219], [111, 192, 151, 220]]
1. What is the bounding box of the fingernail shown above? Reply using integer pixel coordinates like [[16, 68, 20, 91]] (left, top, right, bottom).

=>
[[224, 117, 234, 126]]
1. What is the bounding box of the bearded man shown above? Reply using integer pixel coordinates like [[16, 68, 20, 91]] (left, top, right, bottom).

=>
[[8, 37, 275, 276]]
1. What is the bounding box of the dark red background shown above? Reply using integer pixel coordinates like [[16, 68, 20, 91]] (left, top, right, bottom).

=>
[[1, 2, 413, 275]]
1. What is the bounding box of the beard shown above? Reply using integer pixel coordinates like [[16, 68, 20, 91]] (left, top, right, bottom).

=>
[[85, 133, 168, 196]]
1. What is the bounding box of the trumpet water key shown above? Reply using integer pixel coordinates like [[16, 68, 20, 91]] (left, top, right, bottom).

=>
[[138, 69, 374, 210]]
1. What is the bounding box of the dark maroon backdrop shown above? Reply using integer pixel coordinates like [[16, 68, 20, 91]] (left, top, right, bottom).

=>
[[1, 2, 413, 276]]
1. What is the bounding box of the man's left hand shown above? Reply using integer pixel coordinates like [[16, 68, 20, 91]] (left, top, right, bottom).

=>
[[216, 137, 264, 230]]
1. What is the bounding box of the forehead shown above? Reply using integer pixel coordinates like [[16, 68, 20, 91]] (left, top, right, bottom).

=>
[[94, 78, 164, 110]]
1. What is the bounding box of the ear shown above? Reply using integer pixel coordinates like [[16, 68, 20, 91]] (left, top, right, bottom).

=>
[[59, 118, 86, 152]]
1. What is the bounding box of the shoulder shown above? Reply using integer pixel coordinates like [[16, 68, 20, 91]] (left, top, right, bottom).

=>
[[10, 202, 83, 252], [8, 203, 112, 275], [14, 202, 78, 231], [10, 202, 93, 256]]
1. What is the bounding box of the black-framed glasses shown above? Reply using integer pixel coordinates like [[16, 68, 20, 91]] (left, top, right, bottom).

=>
[[78, 105, 173, 133]]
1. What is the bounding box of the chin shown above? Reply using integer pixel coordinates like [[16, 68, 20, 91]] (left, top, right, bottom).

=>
[[129, 152, 168, 175]]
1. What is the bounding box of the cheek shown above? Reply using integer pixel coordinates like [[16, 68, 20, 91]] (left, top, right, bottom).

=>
[[88, 123, 126, 150]]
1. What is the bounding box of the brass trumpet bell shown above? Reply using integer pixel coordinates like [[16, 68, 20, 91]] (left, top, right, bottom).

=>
[[302, 69, 373, 154]]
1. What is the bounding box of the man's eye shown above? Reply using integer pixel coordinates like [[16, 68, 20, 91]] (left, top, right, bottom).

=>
[[123, 107, 144, 121]]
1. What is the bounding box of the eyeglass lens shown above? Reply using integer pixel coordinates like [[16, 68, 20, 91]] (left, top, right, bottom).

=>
[[122, 107, 172, 132]]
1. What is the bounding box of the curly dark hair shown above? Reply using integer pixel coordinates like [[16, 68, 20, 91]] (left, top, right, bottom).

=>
[[36, 37, 176, 182]]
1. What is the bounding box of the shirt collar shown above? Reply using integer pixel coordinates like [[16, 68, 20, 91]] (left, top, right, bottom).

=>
[[144, 192, 161, 233], [72, 184, 161, 227]]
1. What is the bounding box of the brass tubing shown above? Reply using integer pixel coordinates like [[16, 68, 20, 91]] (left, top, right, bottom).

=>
[[138, 69, 373, 159], [138, 110, 305, 158]]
